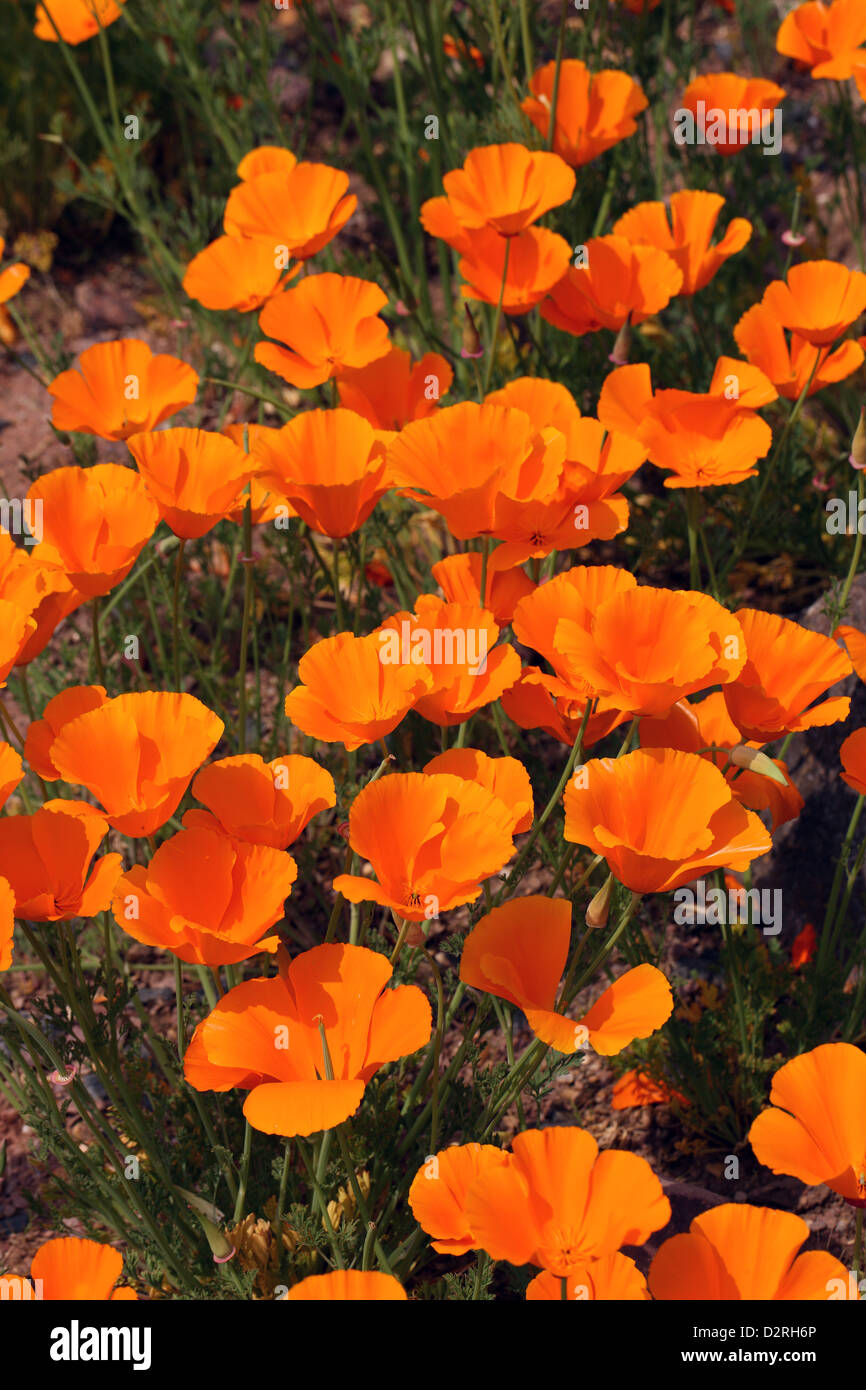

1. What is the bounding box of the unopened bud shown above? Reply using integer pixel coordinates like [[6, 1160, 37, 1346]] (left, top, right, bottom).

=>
[[461, 305, 483, 359], [586, 874, 613, 929], [850, 408, 866, 470], [608, 316, 631, 366], [729, 744, 788, 786]]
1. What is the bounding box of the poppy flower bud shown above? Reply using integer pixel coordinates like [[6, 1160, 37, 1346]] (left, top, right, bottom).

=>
[[849, 408, 866, 470], [586, 874, 613, 929], [781, 230, 806, 248], [461, 305, 484, 359], [609, 316, 631, 367], [729, 744, 788, 786], [179, 1188, 236, 1262]]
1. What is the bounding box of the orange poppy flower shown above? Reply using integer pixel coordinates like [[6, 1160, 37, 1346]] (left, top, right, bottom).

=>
[[236, 147, 298, 181], [39, 690, 223, 837], [255, 273, 390, 389], [460, 896, 673, 1054], [612, 1069, 684, 1110], [422, 143, 575, 239], [840, 727, 866, 795], [640, 693, 804, 832], [432, 552, 535, 627], [563, 748, 772, 894], [423, 747, 533, 836], [223, 161, 357, 259], [112, 825, 296, 967], [791, 922, 818, 968], [597, 362, 773, 488], [553, 585, 746, 717], [442, 34, 484, 69], [750, 1043, 866, 1205], [733, 300, 864, 400], [0, 532, 82, 665], [722, 608, 852, 741], [680, 74, 786, 155], [285, 1270, 407, 1300], [0, 598, 37, 686], [127, 427, 253, 539], [836, 622, 866, 680], [337, 346, 453, 430], [760, 260, 866, 347], [463, 1126, 670, 1277], [501, 670, 630, 749], [521, 59, 648, 167], [17, 1236, 136, 1299], [333, 772, 516, 920], [649, 1204, 848, 1299], [34, 0, 124, 44], [220, 423, 294, 527], [182, 235, 288, 312], [613, 191, 752, 295], [0, 875, 16, 970], [252, 408, 391, 538], [184, 942, 431, 1135], [526, 1256, 650, 1301], [27, 463, 159, 598], [183, 753, 335, 850], [540, 236, 683, 336], [23, 684, 106, 779], [777, 0, 866, 78], [47, 339, 198, 441], [377, 597, 521, 728], [386, 401, 565, 541], [457, 226, 573, 315], [0, 237, 30, 305], [0, 741, 23, 810], [0, 801, 121, 921], [409, 1144, 512, 1255], [284, 630, 434, 751]]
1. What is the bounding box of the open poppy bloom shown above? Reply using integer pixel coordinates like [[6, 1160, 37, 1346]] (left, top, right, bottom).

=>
[[220, 423, 294, 526], [836, 622, 866, 681], [337, 346, 453, 430], [502, 669, 627, 749], [183, 753, 335, 850], [0, 741, 23, 809], [252, 408, 391, 537], [34, 0, 125, 44], [285, 1270, 407, 1300], [0, 801, 121, 921], [27, 464, 159, 598], [722, 608, 852, 741], [333, 772, 516, 920], [284, 630, 434, 751], [409, 1144, 512, 1255], [39, 690, 224, 837], [0, 237, 30, 304], [563, 748, 772, 894], [460, 896, 673, 1055], [613, 191, 752, 295], [791, 922, 818, 968], [521, 59, 648, 167], [24, 684, 107, 778], [760, 260, 866, 347], [128, 427, 254, 539], [749, 1043, 866, 1206], [0, 531, 82, 665], [540, 236, 683, 337], [553, 584, 746, 717], [47, 339, 198, 440], [0, 598, 37, 686], [526, 1256, 650, 1301], [649, 1204, 848, 1299], [256, 273, 390, 389], [640, 693, 804, 831], [184, 942, 431, 1135], [112, 826, 297, 967], [733, 300, 864, 399], [0, 876, 14, 970], [377, 596, 521, 728], [223, 160, 357, 259], [423, 748, 533, 836], [612, 1069, 685, 1110], [679, 74, 786, 155], [776, 0, 866, 78], [236, 146, 298, 181], [463, 1126, 670, 1278], [182, 235, 288, 312], [422, 143, 575, 239], [840, 726, 866, 795], [432, 552, 535, 627], [9, 1236, 136, 1299], [597, 362, 773, 488], [456, 225, 573, 315]]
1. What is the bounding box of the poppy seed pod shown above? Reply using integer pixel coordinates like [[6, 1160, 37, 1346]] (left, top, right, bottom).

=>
[[850, 408, 866, 469]]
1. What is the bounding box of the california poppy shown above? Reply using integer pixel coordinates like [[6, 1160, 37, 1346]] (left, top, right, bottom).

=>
[[409, 1144, 512, 1255], [39, 690, 224, 837], [0, 237, 30, 305], [112, 825, 297, 967], [0, 531, 82, 665], [791, 922, 818, 968], [0, 741, 23, 810], [423, 748, 533, 836], [183, 753, 335, 850], [184, 942, 431, 1135], [521, 59, 648, 167], [432, 552, 535, 627], [422, 143, 575, 240], [613, 191, 752, 295], [333, 772, 516, 920], [776, 0, 866, 78], [457, 226, 573, 315], [649, 1204, 848, 1299], [12, 1236, 136, 1299], [24, 684, 107, 779], [223, 161, 357, 259], [236, 146, 298, 180], [835, 622, 866, 681], [337, 345, 453, 430], [760, 260, 866, 347], [221, 423, 294, 527], [284, 630, 434, 750], [34, 0, 125, 44], [734, 300, 864, 399], [47, 340, 198, 440], [525, 1256, 650, 1301], [501, 670, 630, 749], [460, 896, 673, 1054], [612, 1069, 684, 1110], [749, 1043, 866, 1205], [285, 1270, 407, 1300], [680, 74, 786, 155], [0, 875, 14, 970], [0, 800, 121, 921], [442, 34, 484, 69], [0, 598, 37, 686], [540, 236, 683, 337], [563, 748, 772, 894], [182, 235, 288, 312], [27, 464, 159, 598], [722, 608, 852, 741], [128, 427, 253, 539], [840, 726, 866, 795], [256, 274, 390, 389]]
